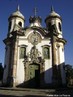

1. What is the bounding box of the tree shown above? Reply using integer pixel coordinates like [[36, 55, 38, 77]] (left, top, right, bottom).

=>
[[0, 63, 4, 81], [65, 64, 73, 86]]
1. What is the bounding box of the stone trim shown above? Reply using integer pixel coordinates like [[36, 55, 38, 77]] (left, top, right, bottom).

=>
[[24, 56, 45, 87]]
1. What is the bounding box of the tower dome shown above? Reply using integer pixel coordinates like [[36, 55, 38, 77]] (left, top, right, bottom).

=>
[[9, 5, 25, 20], [45, 6, 63, 38], [8, 5, 25, 34], [45, 6, 61, 22]]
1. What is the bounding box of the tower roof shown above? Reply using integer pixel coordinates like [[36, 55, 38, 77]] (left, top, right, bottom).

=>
[[45, 6, 62, 22], [49, 6, 60, 17], [9, 5, 25, 20]]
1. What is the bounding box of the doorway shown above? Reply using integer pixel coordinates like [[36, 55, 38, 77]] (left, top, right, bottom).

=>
[[29, 63, 40, 87]]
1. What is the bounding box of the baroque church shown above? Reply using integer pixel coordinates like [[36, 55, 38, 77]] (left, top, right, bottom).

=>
[[3, 6, 66, 88]]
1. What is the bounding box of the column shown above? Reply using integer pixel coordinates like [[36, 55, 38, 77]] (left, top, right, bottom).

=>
[[11, 34, 18, 87], [52, 37, 58, 82]]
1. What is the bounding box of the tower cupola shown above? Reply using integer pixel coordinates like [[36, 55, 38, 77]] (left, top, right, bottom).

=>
[[9, 5, 24, 20], [45, 6, 63, 38], [47, 6, 61, 19], [8, 5, 25, 35]]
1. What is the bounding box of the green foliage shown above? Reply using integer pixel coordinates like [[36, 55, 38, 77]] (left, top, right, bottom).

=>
[[65, 64, 73, 85], [65, 64, 73, 78]]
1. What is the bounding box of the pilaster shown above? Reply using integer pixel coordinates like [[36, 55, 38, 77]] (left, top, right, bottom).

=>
[[10, 33, 18, 87], [51, 36, 59, 86]]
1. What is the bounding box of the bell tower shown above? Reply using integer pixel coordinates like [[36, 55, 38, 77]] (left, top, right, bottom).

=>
[[8, 5, 25, 37], [45, 6, 63, 38], [3, 5, 25, 87], [45, 6, 66, 86]]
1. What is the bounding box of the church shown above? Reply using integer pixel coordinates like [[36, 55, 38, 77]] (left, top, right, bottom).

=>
[[3, 6, 66, 88]]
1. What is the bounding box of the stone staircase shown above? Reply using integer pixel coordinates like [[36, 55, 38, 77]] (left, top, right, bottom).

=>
[[0, 87, 72, 97]]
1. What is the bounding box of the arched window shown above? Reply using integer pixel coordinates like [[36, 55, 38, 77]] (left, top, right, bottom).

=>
[[58, 22, 62, 31], [8, 21, 11, 32], [43, 46, 50, 59], [18, 22, 22, 27], [48, 22, 51, 31], [19, 46, 26, 59]]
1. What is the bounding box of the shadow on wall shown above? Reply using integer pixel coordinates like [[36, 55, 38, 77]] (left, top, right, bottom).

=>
[[15, 62, 66, 88], [3, 62, 66, 88]]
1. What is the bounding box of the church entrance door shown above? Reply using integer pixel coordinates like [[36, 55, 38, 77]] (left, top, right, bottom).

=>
[[29, 63, 40, 88]]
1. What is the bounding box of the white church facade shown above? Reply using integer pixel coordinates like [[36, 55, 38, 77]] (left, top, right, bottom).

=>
[[3, 6, 66, 88]]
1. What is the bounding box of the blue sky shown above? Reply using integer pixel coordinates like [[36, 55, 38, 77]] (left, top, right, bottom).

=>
[[0, 0, 73, 66]]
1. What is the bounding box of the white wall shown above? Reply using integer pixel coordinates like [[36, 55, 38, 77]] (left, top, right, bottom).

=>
[[59, 43, 66, 84], [15, 30, 53, 84]]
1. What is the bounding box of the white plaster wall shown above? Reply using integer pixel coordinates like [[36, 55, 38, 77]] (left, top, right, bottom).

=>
[[59, 43, 66, 84], [16, 46, 24, 84], [59, 44, 65, 63], [16, 59, 24, 84], [16, 38, 33, 84], [14, 30, 53, 85]]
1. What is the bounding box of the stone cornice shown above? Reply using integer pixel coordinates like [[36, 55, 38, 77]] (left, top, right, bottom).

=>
[[57, 38, 67, 44], [11, 30, 24, 36], [24, 26, 48, 36], [3, 37, 13, 45]]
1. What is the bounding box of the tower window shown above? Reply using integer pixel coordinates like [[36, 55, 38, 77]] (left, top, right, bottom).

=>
[[43, 46, 50, 59], [48, 22, 51, 31], [58, 22, 62, 31], [18, 22, 22, 27], [19, 47, 26, 59], [8, 21, 11, 32]]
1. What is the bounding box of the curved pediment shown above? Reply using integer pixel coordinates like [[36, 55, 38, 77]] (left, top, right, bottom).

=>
[[24, 26, 48, 38]]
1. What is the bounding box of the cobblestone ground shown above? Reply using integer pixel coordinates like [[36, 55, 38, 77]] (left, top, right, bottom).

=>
[[0, 87, 73, 97]]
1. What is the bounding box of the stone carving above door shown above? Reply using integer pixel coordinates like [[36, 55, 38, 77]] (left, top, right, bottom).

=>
[[30, 46, 40, 63], [24, 46, 44, 65]]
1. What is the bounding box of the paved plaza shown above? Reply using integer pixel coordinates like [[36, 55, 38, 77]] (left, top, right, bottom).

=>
[[0, 87, 73, 97]]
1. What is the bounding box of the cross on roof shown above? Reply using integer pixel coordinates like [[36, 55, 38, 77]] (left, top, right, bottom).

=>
[[34, 7, 38, 16]]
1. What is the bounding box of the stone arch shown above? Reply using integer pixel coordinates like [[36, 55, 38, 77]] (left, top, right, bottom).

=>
[[24, 59, 45, 87]]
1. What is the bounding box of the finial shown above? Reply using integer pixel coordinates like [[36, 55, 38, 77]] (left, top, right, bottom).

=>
[[17, 5, 20, 11], [51, 6, 54, 12], [34, 7, 38, 16]]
